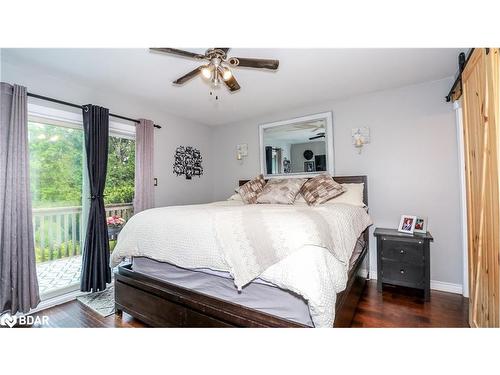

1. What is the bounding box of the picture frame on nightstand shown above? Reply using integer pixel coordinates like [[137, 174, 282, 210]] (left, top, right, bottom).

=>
[[398, 215, 417, 234], [414, 216, 428, 234]]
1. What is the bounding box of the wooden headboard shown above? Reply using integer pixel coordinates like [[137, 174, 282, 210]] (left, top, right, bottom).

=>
[[239, 176, 368, 207], [238, 175, 368, 207]]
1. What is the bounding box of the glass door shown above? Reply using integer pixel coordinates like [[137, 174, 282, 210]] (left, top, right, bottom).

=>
[[29, 119, 85, 299], [29, 115, 136, 300]]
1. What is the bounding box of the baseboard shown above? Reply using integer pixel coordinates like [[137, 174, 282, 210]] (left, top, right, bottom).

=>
[[28, 289, 87, 315], [430, 280, 463, 294], [369, 270, 463, 295]]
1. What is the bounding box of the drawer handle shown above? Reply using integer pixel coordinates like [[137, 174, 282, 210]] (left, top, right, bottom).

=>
[[400, 269, 405, 274]]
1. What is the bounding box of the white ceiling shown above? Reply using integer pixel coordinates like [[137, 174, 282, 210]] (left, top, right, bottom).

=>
[[265, 120, 326, 144], [2, 48, 463, 126]]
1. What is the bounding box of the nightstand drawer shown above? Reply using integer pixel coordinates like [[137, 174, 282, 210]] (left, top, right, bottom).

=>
[[381, 260, 425, 287], [381, 239, 424, 265]]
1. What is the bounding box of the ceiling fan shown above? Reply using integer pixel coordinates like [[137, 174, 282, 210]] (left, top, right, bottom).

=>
[[309, 132, 325, 140], [150, 48, 279, 93]]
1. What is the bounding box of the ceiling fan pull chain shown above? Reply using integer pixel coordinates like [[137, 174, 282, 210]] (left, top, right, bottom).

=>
[[209, 90, 220, 101]]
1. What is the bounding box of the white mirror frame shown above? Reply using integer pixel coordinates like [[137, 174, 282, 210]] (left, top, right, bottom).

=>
[[259, 111, 334, 178]]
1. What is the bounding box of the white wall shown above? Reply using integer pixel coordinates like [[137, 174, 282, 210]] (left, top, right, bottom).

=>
[[1, 57, 214, 207], [211, 78, 463, 288], [290, 141, 326, 172]]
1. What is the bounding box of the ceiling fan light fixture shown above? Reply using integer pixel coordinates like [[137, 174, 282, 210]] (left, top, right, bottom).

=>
[[201, 65, 213, 80], [222, 68, 233, 81], [151, 47, 279, 94]]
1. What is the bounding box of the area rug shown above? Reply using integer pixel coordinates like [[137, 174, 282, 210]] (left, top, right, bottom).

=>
[[77, 285, 115, 317]]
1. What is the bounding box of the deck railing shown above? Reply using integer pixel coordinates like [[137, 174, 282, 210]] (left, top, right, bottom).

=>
[[32, 203, 134, 263]]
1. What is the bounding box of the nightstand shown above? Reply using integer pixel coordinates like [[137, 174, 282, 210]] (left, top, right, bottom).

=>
[[374, 228, 433, 300]]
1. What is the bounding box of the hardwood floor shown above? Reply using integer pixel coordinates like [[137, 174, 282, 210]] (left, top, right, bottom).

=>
[[28, 300, 146, 328], [352, 281, 469, 327], [28, 280, 468, 328]]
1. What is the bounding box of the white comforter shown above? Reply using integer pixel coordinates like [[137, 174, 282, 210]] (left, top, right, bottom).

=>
[[111, 201, 372, 327]]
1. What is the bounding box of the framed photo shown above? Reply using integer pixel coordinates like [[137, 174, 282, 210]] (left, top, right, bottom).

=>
[[304, 161, 315, 172], [414, 216, 428, 234], [398, 215, 417, 234]]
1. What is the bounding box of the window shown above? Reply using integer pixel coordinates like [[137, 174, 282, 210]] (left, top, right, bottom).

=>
[[104, 135, 135, 253], [105, 136, 135, 205], [28, 107, 135, 299]]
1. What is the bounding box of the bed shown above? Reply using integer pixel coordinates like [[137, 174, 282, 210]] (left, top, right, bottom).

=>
[[113, 175, 370, 327]]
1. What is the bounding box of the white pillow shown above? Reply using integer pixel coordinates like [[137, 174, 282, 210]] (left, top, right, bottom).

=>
[[228, 192, 242, 201], [295, 183, 365, 207], [294, 194, 307, 204], [326, 183, 365, 207]]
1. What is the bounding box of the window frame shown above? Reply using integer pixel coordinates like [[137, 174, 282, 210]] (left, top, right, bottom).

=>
[[28, 103, 136, 139]]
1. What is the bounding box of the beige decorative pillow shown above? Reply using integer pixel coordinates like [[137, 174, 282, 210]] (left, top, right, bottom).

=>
[[300, 174, 346, 206], [324, 183, 365, 207], [238, 174, 266, 204], [256, 178, 307, 204]]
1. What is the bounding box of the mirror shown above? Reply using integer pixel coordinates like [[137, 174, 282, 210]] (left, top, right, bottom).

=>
[[259, 112, 334, 177]]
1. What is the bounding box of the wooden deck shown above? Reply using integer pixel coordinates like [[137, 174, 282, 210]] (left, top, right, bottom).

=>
[[27, 280, 469, 328]]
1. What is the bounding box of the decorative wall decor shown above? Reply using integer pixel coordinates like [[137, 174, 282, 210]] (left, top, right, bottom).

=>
[[173, 146, 203, 180], [304, 160, 315, 172], [303, 149, 314, 160], [283, 158, 291, 173], [236, 143, 248, 160], [352, 127, 370, 154]]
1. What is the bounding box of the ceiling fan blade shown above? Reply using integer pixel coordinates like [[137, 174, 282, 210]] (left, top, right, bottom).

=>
[[309, 133, 325, 140], [173, 66, 203, 85], [229, 57, 279, 70], [215, 48, 230, 54], [224, 75, 241, 92], [150, 48, 206, 60], [217, 67, 241, 92]]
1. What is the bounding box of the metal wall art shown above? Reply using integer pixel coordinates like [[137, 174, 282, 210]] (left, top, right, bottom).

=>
[[173, 146, 203, 180]]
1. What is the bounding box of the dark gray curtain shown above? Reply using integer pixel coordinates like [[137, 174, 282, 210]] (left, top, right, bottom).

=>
[[80, 104, 111, 292], [0, 82, 40, 314]]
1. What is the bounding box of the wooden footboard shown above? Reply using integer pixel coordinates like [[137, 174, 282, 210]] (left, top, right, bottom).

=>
[[115, 263, 306, 327], [114, 237, 369, 328]]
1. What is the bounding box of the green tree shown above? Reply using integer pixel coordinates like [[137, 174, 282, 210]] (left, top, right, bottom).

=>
[[29, 122, 83, 207], [28, 122, 136, 208], [104, 136, 136, 204]]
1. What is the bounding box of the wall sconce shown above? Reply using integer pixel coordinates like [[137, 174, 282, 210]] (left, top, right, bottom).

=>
[[236, 143, 248, 160], [351, 127, 370, 154]]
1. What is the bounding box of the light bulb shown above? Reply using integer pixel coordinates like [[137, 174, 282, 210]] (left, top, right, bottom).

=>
[[222, 68, 232, 81], [201, 65, 212, 79]]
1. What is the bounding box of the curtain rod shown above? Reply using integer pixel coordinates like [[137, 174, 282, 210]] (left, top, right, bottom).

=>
[[27, 92, 162, 129]]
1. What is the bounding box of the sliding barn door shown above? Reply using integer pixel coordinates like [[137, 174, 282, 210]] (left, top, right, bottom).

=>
[[461, 48, 500, 327]]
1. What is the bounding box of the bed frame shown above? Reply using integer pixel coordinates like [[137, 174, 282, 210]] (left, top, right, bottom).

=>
[[114, 175, 369, 327]]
